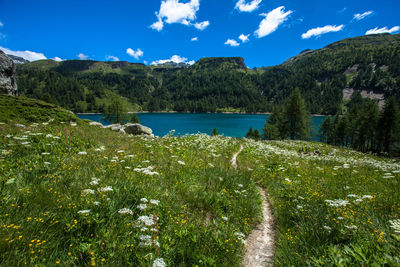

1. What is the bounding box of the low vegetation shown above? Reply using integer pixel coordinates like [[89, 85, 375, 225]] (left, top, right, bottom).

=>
[[1, 96, 399, 266]]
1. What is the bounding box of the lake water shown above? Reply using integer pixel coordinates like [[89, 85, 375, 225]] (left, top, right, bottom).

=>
[[77, 113, 326, 139]]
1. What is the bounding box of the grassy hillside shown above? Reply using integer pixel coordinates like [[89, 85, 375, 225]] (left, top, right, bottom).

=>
[[16, 34, 400, 114], [0, 96, 399, 266]]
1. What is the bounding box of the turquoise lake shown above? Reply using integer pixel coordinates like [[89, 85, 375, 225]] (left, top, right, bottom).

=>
[[77, 113, 326, 139]]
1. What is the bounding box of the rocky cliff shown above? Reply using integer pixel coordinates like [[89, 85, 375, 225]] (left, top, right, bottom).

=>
[[0, 50, 17, 95]]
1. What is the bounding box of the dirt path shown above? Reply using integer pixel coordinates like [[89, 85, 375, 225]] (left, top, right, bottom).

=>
[[231, 145, 275, 267]]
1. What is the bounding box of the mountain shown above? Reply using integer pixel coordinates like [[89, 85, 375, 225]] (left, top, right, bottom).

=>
[[7, 54, 30, 64], [16, 33, 400, 114], [0, 50, 18, 95]]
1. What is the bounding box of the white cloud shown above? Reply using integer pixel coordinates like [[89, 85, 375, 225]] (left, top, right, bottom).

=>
[[126, 48, 143, 60], [151, 54, 194, 65], [224, 39, 240, 47], [106, 55, 120, 61], [191, 37, 198, 41], [353, 11, 373, 21], [366, 26, 400, 35], [150, 0, 209, 31], [52, 57, 64, 62], [301, 25, 344, 39], [239, 34, 250, 43], [254, 6, 293, 38], [0, 46, 47, 61], [235, 0, 262, 12], [77, 53, 89, 60], [194, 21, 210, 30], [0, 22, 3, 27]]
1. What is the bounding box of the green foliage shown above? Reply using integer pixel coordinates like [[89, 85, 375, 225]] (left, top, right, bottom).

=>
[[0, 95, 78, 123], [103, 98, 129, 124], [16, 34, 400, 114], [319, 97, 400, 155], [241, 140, 400, 266], [263, 89, 311, 140], [130, 113, 140, 124], [211, 127, 219, 136]]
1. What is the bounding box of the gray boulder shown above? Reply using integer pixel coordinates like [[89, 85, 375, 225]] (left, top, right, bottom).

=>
[[0, 50, 17, 95], [89, 121, 104, 127], [123, 123, 153, 136]]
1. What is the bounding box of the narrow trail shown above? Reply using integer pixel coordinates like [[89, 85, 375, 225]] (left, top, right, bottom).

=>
[[231, 145, 275, 267]]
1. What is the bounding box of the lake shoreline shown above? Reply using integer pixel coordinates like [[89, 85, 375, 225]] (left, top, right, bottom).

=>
[[76, 111, 329, 116]]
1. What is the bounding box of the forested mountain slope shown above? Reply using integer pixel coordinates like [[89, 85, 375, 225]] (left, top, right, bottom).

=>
[[15, 33, 400, 114]]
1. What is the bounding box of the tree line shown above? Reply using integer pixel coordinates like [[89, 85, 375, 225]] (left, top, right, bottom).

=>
[[259, 89, 400, 155]]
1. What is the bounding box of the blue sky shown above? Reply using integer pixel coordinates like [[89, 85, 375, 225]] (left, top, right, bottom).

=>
[[0, 0, 399, 68]]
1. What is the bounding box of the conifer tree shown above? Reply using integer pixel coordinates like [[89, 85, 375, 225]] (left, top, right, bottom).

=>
[[131, 113, 140, 123], [284, 88, 311, 140], [378, 97, 400, 153], [245, 127, 254, 139], [211, 127, 219, 136]]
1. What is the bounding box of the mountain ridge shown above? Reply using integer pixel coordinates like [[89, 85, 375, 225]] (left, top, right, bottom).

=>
[[15, 33, 400, 114]]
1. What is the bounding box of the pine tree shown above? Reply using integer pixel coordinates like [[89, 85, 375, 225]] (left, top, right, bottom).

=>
[[245, 127, 254, 139], [131, 113, 140, 123], [377, 97, 400, 153], [104, 98, 129, 124], [211, 127, 219, 136], [284, 88, 311, 140]]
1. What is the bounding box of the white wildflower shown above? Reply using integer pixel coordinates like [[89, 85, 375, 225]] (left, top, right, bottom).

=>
[[325, 199, 349, 207], [347, 194, 359, 198], [238, 184, 243, 188], [152, 258, 166, 267], [297, 205, 303, 210], [93, 201, 100, 205], [141, 198, 149, 203], [89, 178, 100, 185], [137, 204, 147, 210], [118, 208, 133, 215], [150, 199, 160, 205], [78, 210, 90, 214], [137, 215, 155, 226], [177, 160, 185, 165], [389, 219, 400, 234], [344, 225, 358, 230], [208, 163, 215, 167], [99, 186, 113, 192], [285, 178, 291, 183], [362, 195, 373, 199], [222, 216, 228, 221], [78, 151, 87, 155], [44, 162, 51, 165], [41, 152, 50, 155], [82, 189, 95, 195], [141, 227, 148, 232], [117, 150, 125, 153], [323, 225, 332, 232]]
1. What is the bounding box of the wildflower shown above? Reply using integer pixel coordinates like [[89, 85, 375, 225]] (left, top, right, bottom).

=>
[[150, 199, 159, 205], [139, 235, 152, 247], [284, 178, 292, 183], [93, 201, 100, 205], [137, 215, 156, 226], [177, 160, 185, 165], [344, 225, 358, 230], [325, 199, 349, 207], [140, 198, 149, 203], [347, 194, 359, 198], [99, 186, 113, 192], [82, 189, 95, 195], [78, 151, 87, 155], [152, 258, 166, 267], [117, 150, 125, 153], [389, 219, 400, 234], [238, 184, 243, 188], [323, 225, 332, 232], [137, 204, 147, 210], [90, 178, 100, 185], [222, 217, 228, 221], [118, 208, 133, 215], [362, 195, 373, 199], [296, 205, 303, 210], [141, 227, 148, 232], [78, 210, 90, 214], [208, 163, 214, 167], [41, 152, 50, 155], [44, 162, 51, 165]]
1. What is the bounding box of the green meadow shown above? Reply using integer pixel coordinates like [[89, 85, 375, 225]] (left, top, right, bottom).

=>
[[0, 96, 399, 266]]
